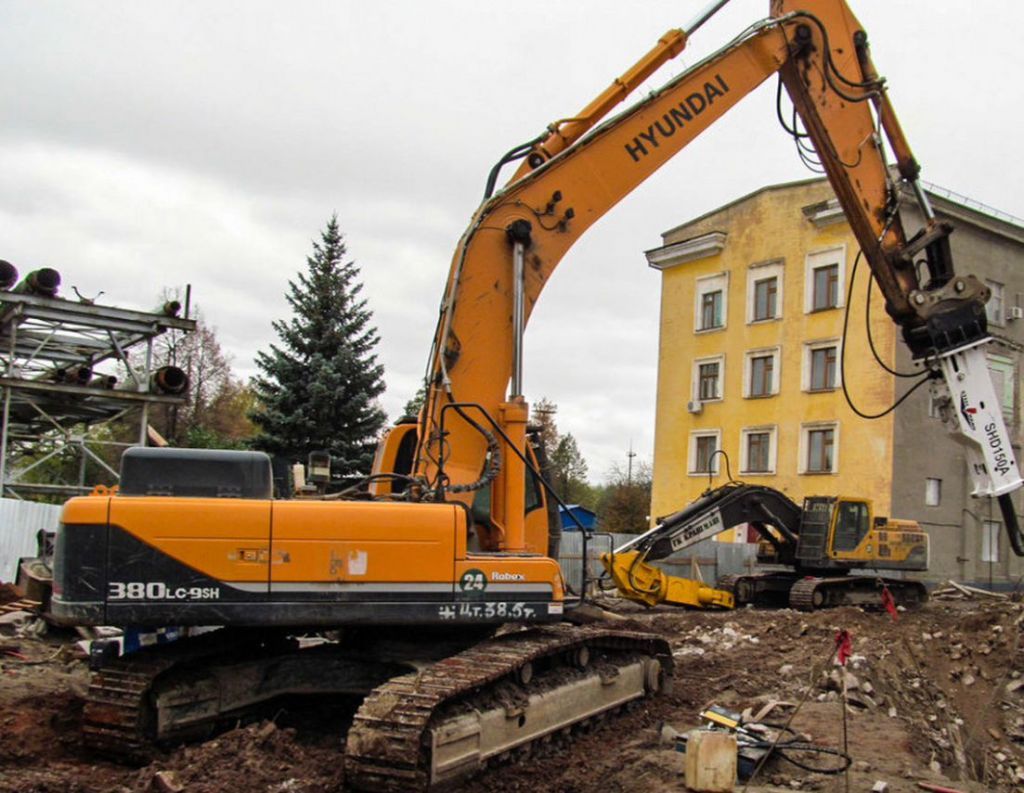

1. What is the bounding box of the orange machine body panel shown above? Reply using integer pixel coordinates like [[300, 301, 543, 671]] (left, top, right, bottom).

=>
[[53, 491, 565, 628]]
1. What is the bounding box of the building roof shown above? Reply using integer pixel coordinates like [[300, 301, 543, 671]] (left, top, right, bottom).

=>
[[652, 175, 1024, 253]]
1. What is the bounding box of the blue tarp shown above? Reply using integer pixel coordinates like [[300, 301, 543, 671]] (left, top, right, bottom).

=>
[[558, 504, 596, 531]]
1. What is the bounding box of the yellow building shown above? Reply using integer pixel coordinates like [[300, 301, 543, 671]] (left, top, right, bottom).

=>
[[646, 177, 899, 540]]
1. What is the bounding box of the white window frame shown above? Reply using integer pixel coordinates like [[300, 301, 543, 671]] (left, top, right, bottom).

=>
[[740, 425, 778, 475], [925, 478, 942, 507], [798, 421, 839, 475], [804, 245, 846, 313], [743, 347, 781, 398], [985, 280, 1005, 327], [695, 272, 729, 333], [802, 339, 842, 392], [746, 260, 784, 324], [689, 429, 722, 476], [982, 519, 1001, 563], [692, 354, 725, 403]]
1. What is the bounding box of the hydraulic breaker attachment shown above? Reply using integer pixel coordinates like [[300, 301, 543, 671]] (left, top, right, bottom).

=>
[[601, 550, 734, 609]]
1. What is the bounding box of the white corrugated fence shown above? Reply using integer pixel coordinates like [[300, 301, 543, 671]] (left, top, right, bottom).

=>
[[0, 498, 62, 582]]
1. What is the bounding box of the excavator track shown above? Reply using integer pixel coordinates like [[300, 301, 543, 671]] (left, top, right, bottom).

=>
[[344, 624, 672, 792], [718, 572, 928, 611], [788, 576, 928, 611], [717, 572, 794, 608], [81, 623, 671, 790], [83, 653, 176, 762], [82, 629, 297, 762]]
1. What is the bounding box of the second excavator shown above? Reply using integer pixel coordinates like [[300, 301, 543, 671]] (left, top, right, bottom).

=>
[[603, 481, 929, 611]]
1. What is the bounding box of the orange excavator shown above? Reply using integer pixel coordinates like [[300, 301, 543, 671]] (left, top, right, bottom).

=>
[[51, 1, 1021, 789]]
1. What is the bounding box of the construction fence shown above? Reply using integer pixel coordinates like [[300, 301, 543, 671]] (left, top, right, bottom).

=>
[[0, 498, 62, 582]]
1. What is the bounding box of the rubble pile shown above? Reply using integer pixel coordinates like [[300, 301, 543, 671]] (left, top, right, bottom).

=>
[[135, 721, 346, 793], [863, 607, 1024, 790], [1, 592, 1022, 793]]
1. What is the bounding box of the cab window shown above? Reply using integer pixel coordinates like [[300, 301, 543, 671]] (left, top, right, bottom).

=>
[[832, 501, 869, 552]]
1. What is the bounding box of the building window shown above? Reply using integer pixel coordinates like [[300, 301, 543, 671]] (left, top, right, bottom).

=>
[[810, 346, 838, 391], [925, 478, 942, 506], [752, 277, 778, 321], [701, 291, 723, 329], [741, 427, 777, 474], [695, 272, 728, 333], [744, 348, 780, 398], [812, 264, 839, 311], [807, 428, 834, 472], [746, 260, 783, 324], [982, 519, 1001, 563], [750, 355, 773, 397], [800, 423, 838, 474], [804, 247, 845, 314], [986, 280, 1005, 326], [689, 430, 721, 475], [692, 355, 725, 403], [698, 361, 720, 400], [802, 340, 841, 393]]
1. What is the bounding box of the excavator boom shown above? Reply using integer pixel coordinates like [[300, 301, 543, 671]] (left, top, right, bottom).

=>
[[407, 0, 1022, 557]]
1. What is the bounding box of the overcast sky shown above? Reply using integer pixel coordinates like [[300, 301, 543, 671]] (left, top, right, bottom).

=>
[[1, 1, 1021, 482]]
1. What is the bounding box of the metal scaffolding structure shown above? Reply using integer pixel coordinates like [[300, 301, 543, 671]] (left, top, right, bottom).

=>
[[0, 290, 196, 499]]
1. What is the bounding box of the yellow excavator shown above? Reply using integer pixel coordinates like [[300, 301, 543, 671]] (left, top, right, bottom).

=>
[[51, 1, 1022, 789], [601, 482, 929, 610]]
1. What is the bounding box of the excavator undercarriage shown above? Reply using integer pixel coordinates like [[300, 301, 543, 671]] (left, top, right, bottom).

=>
[[83, 626, 671, 792], [718, 572, 929, 611]]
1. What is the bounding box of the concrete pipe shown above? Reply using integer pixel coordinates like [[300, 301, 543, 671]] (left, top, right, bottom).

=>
[[0, 260, 18, 290], [151, 365, 189, 395], [14, 268, 61, 297]]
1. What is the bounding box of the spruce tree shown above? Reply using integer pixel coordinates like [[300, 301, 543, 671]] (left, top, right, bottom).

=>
[[250, 216, 386, 480]]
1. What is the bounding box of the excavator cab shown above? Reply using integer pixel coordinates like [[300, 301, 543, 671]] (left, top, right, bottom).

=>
[[795, 496, 928, 572]]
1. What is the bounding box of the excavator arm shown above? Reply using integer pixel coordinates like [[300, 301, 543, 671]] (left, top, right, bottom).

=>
[[397, 0, 1022, 556], [600, 482, 804, 609], [617, 483, 803, 563]]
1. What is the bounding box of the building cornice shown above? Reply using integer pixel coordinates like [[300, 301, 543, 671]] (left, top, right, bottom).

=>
[[646, 232, 727, 271]]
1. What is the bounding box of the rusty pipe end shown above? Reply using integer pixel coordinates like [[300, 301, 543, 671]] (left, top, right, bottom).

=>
[[151, 365, 189, 395], [0, 260, 18, 290]]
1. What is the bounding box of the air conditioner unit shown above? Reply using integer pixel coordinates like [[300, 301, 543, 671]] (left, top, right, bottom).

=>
[[686, 400, 703, 414], [1009, 306, 1023, 320]]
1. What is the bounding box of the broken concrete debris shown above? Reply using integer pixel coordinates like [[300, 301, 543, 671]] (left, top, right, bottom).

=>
[[2, 592, 1023, 791]]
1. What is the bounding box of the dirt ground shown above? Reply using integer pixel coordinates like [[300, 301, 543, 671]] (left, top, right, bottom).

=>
[[2, 593, 1023, 793]]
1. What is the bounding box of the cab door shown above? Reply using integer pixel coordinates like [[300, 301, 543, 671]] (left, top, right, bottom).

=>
[[829, 499, 871, 559]]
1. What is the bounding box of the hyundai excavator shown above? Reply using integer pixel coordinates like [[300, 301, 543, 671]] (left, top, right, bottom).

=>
[[602, 482, 930, 611], [50, 1, 1023, 790]]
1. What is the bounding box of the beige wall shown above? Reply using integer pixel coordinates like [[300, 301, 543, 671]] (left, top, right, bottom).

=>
[[649, 179, 897, 532]]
